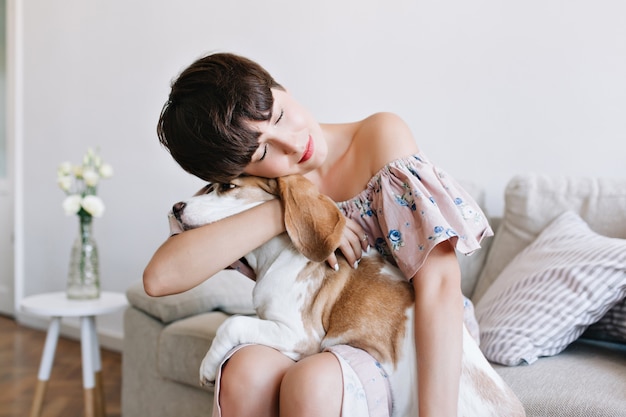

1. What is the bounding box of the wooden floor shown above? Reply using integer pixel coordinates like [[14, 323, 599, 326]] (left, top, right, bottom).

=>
[[0, 315, 121, 417]]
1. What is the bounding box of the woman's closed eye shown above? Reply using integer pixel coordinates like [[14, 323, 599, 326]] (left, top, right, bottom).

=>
[[275, 109, 284, 124], [255, 109, 283, 162], [259, 144, 268, 161]]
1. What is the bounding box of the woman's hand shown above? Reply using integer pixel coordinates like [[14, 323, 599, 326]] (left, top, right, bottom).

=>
[[326, 217, 370, 271]]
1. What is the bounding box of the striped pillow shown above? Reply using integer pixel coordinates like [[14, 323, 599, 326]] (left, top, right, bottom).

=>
[[475, 211, 626, 366], [585, 299, 626, 343]]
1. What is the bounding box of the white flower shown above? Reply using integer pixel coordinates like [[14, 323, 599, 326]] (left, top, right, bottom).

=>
[[73, 165, 84, 179], [81, 195, 106, 218], [57, 175, 73, 192], [82, 169, 100, 187], [62, 195, 82, 215], [58, 162, 73, 176], [58, 148, 112, 219], [99, 163, 114, 179]]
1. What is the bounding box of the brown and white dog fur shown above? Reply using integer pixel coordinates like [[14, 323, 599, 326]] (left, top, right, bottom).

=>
[[172, 175, 525, 417]]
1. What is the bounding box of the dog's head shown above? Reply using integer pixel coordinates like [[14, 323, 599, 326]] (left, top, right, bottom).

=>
[[172, 176, 278, 230], [172, 175, 345, 262]]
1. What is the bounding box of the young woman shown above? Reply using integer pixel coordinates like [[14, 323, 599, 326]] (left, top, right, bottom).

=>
[[144, 52, 492, 417]]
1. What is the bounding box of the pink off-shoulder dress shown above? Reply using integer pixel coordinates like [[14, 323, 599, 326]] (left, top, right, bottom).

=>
[[171, 152, 493, 417]]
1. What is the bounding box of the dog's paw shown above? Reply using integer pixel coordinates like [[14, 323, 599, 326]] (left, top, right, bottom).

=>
[[199, 375, 216, 388], [199, 356, 218, 387]]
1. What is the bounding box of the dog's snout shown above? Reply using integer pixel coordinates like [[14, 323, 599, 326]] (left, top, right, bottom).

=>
[[172, 201, 186, 219]]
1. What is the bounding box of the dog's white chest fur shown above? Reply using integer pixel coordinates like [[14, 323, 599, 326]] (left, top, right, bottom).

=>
[[249, 236, 317, 349]]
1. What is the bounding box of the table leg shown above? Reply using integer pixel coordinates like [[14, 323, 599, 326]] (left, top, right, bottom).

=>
[[80, 316, 97, 417], [29, 317, 61, 417], [95, 370, 105, 417], [90, 316, 106, 417]]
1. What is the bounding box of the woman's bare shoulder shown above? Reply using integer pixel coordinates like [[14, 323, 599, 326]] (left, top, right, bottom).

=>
[[355, 112, 419, 173]]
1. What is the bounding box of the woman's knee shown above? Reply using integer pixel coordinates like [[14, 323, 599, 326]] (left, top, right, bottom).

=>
[[219, 345, 294, 417], [280, 352, 343, 417]]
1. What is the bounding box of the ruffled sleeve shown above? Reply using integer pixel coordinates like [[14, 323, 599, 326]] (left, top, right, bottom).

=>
[[338, 154, 493, 280]]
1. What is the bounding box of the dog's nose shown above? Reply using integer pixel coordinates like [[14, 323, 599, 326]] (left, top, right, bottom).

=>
[[172, 201, 186, 219]]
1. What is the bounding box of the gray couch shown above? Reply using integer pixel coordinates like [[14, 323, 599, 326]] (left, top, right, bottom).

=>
[[122, 174, 626, 416]]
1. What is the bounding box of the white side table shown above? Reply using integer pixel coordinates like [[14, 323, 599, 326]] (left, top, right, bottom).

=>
[[21, 291, 128, 417]]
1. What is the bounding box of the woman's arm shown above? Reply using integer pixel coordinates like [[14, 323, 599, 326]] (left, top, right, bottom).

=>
[[412, 240, 464, 417], [143, 199, 285, 296]]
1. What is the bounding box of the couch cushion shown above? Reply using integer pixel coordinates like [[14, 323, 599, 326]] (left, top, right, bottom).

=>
[[158, 311, 230, 388], [126, 270, 255, 324], [475, 211, 626, 365], [493, 340, 626, 416], [473, 174, 626, 304]]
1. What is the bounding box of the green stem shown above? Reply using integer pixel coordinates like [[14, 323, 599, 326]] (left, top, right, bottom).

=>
[[79, 214, 92, 280]]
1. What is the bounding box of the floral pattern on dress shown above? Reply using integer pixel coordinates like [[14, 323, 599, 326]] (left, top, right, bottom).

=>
[[375, 237, 392, 258], [387, 229, 405, 251], [354, 198, 374, 218], [454, 197, 484, 224], [428, 225, 459, 242], [393, 183, 418, 211], [336, 152, 493, 281]]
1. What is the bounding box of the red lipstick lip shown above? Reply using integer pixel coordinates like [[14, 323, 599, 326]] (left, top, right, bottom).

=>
[[299, 136, 314, 163]]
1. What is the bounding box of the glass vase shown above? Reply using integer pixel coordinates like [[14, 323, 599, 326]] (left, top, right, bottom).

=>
[[66, 215, 100, 299]]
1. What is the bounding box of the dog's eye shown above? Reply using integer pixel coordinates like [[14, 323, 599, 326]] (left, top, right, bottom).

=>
[[219, 183, 236, 192]]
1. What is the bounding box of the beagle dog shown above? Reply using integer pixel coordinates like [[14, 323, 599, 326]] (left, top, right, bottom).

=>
[[172, 175, 525, 417]]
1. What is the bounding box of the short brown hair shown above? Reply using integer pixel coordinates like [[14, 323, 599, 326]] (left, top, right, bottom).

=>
[[157, 53, 283, 183]]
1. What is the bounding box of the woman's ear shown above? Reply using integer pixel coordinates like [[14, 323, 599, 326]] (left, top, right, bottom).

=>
[[277, 175, 345, 262]]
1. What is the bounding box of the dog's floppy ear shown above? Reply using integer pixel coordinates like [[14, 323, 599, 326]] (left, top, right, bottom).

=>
[[277, 175, 345, 262]]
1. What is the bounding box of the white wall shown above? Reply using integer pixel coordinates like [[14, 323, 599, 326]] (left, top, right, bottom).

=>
[[16, 0, 626, 344]]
